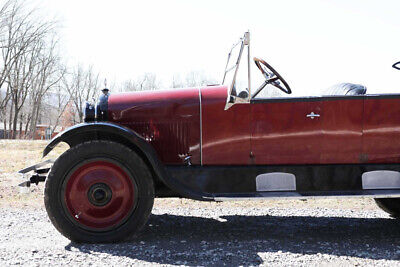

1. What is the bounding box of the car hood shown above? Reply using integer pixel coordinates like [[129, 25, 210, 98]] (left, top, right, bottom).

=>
[[108, 87, 220, 164]]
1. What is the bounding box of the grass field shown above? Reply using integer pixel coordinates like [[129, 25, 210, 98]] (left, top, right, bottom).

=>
[[0, 140, 379, 210], [0, 140, 68, 208]]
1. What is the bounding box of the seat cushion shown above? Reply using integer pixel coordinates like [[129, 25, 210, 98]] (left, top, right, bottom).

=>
[[324, 83, 367, 96]]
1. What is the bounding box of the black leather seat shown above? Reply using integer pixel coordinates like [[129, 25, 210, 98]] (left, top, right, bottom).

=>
[[323, 83, 367, 96]]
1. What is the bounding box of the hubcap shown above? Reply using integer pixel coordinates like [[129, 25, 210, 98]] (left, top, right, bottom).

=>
[[63, 160, 136, 230], [88, 183, 112, 206]]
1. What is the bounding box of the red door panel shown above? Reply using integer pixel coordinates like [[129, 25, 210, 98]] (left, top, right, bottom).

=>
[[201, 86, 251, 165], [250, 98, 322, 165], [321, 98, 363, 164], [363, 96, 400, 163]]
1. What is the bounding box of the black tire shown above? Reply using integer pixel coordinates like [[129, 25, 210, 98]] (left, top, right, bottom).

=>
[[44, 140, 154, 243], [375, 198, 400, 218]]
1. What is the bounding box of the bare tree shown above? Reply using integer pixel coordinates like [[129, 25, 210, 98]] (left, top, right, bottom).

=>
[[63, 65, 100, 123], [8, 37, 41, 138], [185, 70, 217, 87], [46, 81, 70, 135], [0, 0, 60, 138], [122, 71, 218, 92], [122, 73, 160, 92], [171, 74, 184, 88], [0, 0, 17, 135], [0, 81, 11, 135], [122, 79, 138, 92], [0, 0, 222, 140], [26, 38, 64, 138]]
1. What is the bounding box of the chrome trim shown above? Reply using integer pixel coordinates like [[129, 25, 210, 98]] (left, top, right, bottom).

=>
[[306, 112, 320, 119], [224, 31, 251, 110], [247, 31, 251, 99], [214, 190, 400, 201], [256, 172, 296, 192], [362, 170, 400, 189], [198, 87, 203, 165]]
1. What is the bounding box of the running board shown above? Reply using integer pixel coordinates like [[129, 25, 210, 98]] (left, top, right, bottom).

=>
[[213, 189, 400, 201]]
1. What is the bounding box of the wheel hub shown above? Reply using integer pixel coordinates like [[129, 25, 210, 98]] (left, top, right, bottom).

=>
[[63, 160, 136, 230], [88, 183, 112, 206]]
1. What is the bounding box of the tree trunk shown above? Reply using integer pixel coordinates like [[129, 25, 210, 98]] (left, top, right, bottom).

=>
[[19, 113, 23, 139], [30, 98, 42, 139], [24, 115, 31, 139], [8, 103, 13, 139], [2, 118, 6, 139], [12, 102, 18, 139]]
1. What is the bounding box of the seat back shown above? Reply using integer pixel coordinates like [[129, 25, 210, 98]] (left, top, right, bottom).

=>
[[323, 83, 367, 96]]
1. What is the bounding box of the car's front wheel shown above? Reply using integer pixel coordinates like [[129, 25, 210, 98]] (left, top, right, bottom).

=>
[[374, 198, 400, 218], [44, 140, 154, 243]]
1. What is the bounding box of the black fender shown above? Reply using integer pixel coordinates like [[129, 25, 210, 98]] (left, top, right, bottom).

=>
[[44, 122, 210, 201]]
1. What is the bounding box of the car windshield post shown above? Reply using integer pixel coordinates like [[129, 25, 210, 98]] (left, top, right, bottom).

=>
[[223, 32, 251, 110], [246, 32, 251, 99]]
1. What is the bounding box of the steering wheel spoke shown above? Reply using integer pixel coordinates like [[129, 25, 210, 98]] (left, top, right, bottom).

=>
[[267, 76, 279, 83], [271, 81, 286, 92], [252, 81, 268, 98]]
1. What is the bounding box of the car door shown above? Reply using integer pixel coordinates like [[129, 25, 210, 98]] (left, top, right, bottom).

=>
[[201, 86, 251, 165], [321, 96, 364, 164], [250, 97, 323, 165], [363, 95, 400, 163]]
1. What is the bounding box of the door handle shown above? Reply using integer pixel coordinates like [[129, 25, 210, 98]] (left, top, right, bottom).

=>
[[306, 112, 320, 119]]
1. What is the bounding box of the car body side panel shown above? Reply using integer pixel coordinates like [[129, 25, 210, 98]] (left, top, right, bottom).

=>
[[363, 95, 400, 163], [321, 97, 364, 164], [250, 98, 322, 165], [201, 86, 251, 165], [107, 88, 200, 165], [107, 85, 400, 169]]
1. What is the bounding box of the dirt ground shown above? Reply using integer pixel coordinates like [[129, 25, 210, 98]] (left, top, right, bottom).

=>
[[0, 140, 379, 211], [3, 140, 397, 266]]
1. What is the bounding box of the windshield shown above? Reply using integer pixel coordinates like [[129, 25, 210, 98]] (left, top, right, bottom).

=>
[[222, 32, 250, 99]]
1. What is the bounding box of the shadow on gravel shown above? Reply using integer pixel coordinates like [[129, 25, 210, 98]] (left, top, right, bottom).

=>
[[66, 214, 400, 266]]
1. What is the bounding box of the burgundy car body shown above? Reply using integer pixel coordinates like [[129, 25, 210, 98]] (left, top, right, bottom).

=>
[[24, 32, 400, 201], [108, 87, 400, 167], [108, 88, 201, 165]]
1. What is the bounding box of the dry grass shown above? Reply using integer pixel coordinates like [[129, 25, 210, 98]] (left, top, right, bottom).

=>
[[0, 140, 68, 173], [0, 140, 68, 208], [0, 140, 378, 210]]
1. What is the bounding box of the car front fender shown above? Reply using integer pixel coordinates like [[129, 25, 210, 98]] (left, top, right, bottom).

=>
[[43, 122, 208, 201]]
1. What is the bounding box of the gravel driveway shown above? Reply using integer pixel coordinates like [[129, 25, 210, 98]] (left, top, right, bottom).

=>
[[1, 199, 400, 266]]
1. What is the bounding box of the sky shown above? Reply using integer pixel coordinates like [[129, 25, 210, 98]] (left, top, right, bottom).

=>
[[38, 0, 400, 96]]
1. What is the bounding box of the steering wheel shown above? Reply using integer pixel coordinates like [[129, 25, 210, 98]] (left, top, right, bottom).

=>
[[253, 57, 291, 97], [393, 61, 400, 70]]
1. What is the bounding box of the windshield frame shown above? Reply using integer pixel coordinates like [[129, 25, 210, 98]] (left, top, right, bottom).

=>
[[223, 32, 251, 110]]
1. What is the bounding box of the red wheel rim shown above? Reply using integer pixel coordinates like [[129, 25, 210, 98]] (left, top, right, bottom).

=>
[[63, 160, 136, 230]]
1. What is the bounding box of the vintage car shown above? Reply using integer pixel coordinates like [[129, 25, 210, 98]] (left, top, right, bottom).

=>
[[19, 32, 400, 243]]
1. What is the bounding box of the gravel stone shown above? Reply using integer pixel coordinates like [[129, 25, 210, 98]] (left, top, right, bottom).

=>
[[1, 201, 400, 266]]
